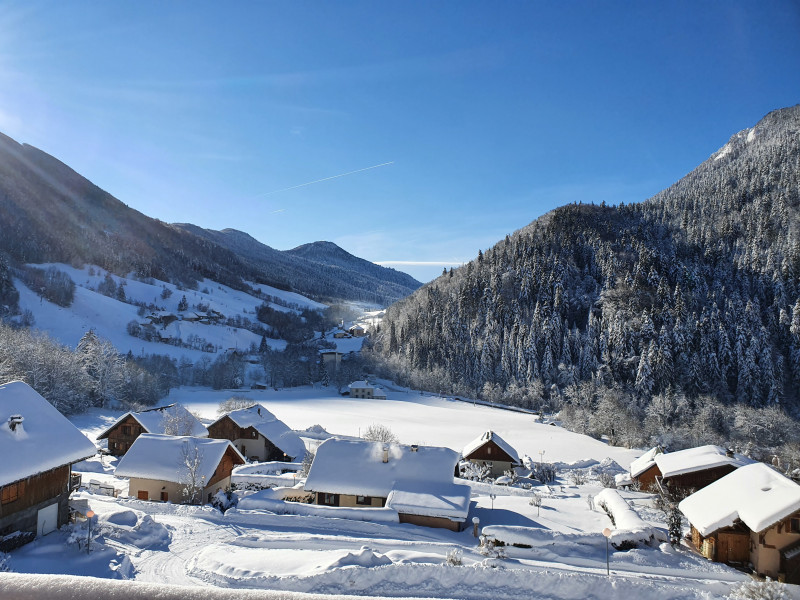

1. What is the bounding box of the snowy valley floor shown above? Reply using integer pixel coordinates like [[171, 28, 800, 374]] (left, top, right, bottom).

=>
[[4, 386, 798, 599]]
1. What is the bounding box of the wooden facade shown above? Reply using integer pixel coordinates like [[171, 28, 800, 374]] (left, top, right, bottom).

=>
[[464, 439, 518, 478], [207, 416, 287, 461], [690, 514, 800, 583], [633, 463, 662, 491], [103, 415, 146, 456], [398, 512, 462, 532], [0, 465, 72, 537], [315, 492, 386, 508], [663, 464, 738, 493]]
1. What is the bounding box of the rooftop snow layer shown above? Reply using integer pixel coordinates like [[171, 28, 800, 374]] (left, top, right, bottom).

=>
[[0, 381, 97, 487], [679, 462, 800, 536], [654, 444, 753, 479], [114, 434, 243, 484], [304, 439, 460, 499], [386, 480, 471, 521], [97, 404, 208, 440], [214, 403, 305, 460], [462, 430, 520, 464], [630, 446, 662, 478]]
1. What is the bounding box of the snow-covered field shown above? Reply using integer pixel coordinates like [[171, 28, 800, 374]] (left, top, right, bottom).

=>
[[4, 386, 789, 599]]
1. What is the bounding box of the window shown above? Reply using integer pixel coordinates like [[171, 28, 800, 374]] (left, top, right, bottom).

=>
[[1, 481, 23, 504], [356, 495, 372, 506], [121, 425, 132, 436], [487, 447, 491, 454], [790, 518, 800, 534], [252, 431, 258, 438], [320, 493, 338, 506]]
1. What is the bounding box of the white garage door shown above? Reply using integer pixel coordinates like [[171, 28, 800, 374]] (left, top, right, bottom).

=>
[[37, 503, 58, 536]]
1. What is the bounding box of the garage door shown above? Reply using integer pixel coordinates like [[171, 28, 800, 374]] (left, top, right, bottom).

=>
[[37, 503, 58, 536]]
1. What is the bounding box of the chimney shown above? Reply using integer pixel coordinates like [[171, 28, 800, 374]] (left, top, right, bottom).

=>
[[725, 448, 734, 458], [410, 444, 418, 452], [8, 415, 24, 434], [382, 446, 389, 463]]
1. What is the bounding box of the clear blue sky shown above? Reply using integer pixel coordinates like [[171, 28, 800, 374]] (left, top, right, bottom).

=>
[[0, 2, 798, 282]]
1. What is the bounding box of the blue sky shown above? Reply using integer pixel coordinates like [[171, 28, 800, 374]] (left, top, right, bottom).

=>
[[0, 2, 798, 282]]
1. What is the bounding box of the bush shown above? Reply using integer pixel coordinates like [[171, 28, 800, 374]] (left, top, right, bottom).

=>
[[362, 423, 399, 444], [727, 579, 788, 600], [598, 472, 617, 488], [445, 547, 463, 566]]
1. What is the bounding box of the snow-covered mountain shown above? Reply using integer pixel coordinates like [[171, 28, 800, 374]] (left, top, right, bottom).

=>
[[0, 131, 420, 308]]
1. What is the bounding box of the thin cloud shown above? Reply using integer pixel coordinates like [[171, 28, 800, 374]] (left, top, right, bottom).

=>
[[257, 161, 394, 197]]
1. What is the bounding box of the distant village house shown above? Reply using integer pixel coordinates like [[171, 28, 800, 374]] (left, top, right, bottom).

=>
[[97, 404, 208, 456], [348, 381, 387, 400], [207, 403, 306, 462], [462, 430, 520, 478]]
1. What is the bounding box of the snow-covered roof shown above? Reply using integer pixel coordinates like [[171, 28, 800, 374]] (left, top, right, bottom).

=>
[[348, 381, 371, 390], [97, 404, 208, 440], [679, 462, 800, 536], [462, 430, 520, 464], [654, 445, 754, 479], [114, 434, 244, 484], [387, 480, 471, 521], [212, 403, 305, 460], [0, 381, 97, 487], [304, 439, 461, 499], [373, 388, 387, 398], [630, 446, 662, 478]]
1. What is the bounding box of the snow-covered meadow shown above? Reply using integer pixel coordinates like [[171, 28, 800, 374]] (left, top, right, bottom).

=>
[[3, 386, 783, 599]]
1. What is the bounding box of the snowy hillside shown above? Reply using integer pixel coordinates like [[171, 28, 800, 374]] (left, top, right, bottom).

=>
[[14, 264, 330, 360]]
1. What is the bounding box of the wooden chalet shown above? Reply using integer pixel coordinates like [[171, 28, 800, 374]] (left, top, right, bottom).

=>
[[348, 324, 366, 337], [0, 381, 96, 540], [96, 404, 208, 456], [462, 430, 520, 478], [654, 445, 754, 494], [207, 403, 305, 462], [680, 463, 800, 583], [629, 446, 663, 490], [114, 435, 244, 505]]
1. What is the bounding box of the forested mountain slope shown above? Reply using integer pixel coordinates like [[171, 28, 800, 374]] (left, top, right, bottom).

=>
[[0, 132, 419, 307], [370, 106, 800, 443]]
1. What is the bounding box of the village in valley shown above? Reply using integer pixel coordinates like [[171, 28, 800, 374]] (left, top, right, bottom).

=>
[[2, 311, 800, 599]]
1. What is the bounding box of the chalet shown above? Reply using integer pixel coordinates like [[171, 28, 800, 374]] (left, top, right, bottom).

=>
[[115, 434, 244, 505], [304, 439, 471, 531], [654, 445, 754, 493], [207, 403, 306, 462], [0, 381, 96, 539], [679, 462, 800, 583], [348, 381, 386, 399], [333, 330, 351, 339], [348, 324, 366, 337], [629, 446, 663, 490], [462, 430, 520, 478], [146, 312, 179, 328], [97, 404, 208, 456], [319, 350, 344, 369]]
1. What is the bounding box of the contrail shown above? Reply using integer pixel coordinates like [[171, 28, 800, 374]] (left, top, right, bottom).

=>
[[259, 161, 394, 196]]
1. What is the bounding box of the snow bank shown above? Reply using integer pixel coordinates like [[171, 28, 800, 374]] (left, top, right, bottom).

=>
[[595, 488, 666, 548], [230, 499, 399, 523]]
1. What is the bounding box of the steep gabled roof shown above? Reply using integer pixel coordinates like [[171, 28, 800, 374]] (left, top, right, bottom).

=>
[[462, 430, 520, 464], [630, 446, 663, 478], [679, 462, 800, 536], [654, 444, 754, 479], [210, 403, 305, 460], [114, 434, 244, 484], [0, 381, 96, 487], [304, 439, 461, 499], [96, 404, 208, 440]]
